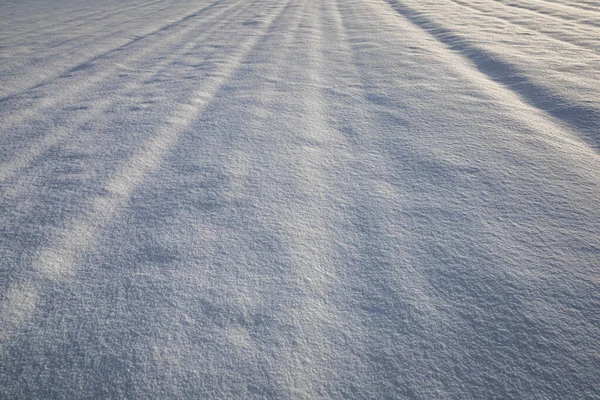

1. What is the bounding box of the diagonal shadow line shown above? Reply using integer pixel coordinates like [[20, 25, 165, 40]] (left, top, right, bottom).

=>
[[0, 0, 254, 187], [503, 0, 600, 18], [6, 0, 167, 41], [0, 0, 229, 103], [448, 0, 600, 54], [18, 0, 184, 57], [0, 0, 292, 346], [0, 0, 247, 135], [382, 0, 600, 152], [490, 0, 600, 28]]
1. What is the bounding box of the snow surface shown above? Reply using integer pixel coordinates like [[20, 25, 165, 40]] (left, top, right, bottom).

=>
[[1, 0, 599, 397]]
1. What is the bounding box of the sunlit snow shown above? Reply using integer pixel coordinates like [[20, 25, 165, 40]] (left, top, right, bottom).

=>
[[1, 0, 599, 397]]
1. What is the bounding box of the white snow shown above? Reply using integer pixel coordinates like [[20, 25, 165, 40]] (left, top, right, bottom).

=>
[[1, 0, 599, 398]]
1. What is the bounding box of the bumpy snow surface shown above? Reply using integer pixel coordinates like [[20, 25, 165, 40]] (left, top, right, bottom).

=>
[[1, 0, 599, 397]]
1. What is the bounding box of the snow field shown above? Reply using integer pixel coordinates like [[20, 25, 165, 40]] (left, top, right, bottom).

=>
[[1, 0, 599, 398]]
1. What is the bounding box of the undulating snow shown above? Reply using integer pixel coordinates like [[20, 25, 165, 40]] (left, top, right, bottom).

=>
[[1, 0, 599, 398]]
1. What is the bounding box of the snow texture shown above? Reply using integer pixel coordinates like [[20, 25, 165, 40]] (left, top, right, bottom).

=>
[[1, 0, 599, 398]]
